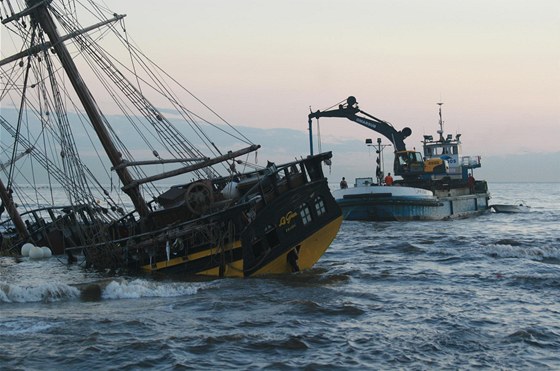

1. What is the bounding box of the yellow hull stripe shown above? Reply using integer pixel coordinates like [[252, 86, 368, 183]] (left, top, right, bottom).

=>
[[141, 241, 242, 273], [141, 215, 343, 277], [252, 215, 343, 276]]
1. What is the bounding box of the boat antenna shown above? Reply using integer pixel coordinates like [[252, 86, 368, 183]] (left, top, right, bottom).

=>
[[437, 102, 444, 141]]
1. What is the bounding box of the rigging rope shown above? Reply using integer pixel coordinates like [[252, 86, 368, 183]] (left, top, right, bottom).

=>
[[316, 118, 322, 154], [1, 0, 270, 225], [8, 23, 37, 189], [55, 10, 221, 181]]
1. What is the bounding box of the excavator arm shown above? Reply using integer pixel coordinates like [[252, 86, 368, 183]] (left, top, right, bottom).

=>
[[308, 96, 433, 180], [308, 96, 411, 152]]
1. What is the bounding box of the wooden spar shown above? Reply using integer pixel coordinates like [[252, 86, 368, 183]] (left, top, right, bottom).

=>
[[0, 148, 33, 171], [0, 14, 126, 68], [0, 177, 30, 241], [122, 144, 260, 191], [27, 1, 150, 217], [112, 157, 209, 170]]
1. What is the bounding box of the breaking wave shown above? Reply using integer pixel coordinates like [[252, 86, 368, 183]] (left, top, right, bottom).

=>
[[0, 279, 209, 304], [484, 243, 560, 262], [101, 279, 206, 300], [0, 318, 56, 335], [0, 282, 80, 303]]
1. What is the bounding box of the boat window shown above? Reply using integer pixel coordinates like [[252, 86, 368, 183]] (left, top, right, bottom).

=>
[[300, 204, 312, 225], [399, 152, 423, 165], [411, 152, 423, 162], [314, 197, 326, 216], [452, 145, 458, 155]]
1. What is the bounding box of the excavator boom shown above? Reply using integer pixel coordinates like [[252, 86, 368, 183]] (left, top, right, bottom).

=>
[[308, 96, 411, 152], [308, 96, 433, 180]]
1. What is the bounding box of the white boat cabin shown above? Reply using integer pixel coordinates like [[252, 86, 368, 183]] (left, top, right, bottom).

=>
[[422, 133, 481, 180]]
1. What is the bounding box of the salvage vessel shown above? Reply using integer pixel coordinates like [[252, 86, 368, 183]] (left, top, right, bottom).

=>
[[308, 96, 490, 221], [0, 0, 341, 276]]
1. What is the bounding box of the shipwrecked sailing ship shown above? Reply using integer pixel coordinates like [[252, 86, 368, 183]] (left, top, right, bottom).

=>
[[0, 0, 342, 276]]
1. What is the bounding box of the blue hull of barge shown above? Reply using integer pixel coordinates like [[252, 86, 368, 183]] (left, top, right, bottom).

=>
[[338, 193, 490, 221]]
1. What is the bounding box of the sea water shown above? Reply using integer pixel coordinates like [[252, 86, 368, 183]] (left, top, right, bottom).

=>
[[1, 182, 559, 370]]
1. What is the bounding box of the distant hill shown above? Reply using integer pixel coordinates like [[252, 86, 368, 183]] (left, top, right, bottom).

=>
[[1, 109, 558, 184], [238, 127, 560, 183], [475, 152, 560, 183]]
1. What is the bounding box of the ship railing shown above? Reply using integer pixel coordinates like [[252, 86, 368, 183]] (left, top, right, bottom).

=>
[[461, 156, 481, 168], [447, 167, 462, 175]]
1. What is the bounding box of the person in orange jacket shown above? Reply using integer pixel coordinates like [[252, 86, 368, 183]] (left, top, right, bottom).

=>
[[384, 173, 394, 186]]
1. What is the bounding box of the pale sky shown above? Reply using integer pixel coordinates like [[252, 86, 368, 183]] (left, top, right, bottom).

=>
[[2, 0, 558, 183], [111, 0, 560, 160]]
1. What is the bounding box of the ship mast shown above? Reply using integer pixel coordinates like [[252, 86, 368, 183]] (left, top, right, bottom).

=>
[[24, 0, 150, 217], [437, 102, 445, 142], [0, 178, 30, 241]]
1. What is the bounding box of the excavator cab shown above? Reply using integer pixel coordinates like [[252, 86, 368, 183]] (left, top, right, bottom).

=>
[[393, 150, 424, 176]]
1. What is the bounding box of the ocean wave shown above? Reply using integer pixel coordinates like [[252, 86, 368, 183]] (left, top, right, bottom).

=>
[[392, 242, 426, 254], [0, 278, 210, 304], [289, 299, 366, 317], [485, 243, 560, 262], [268, 268, 351, 288], [101, 279, 206, 300], [0, 318, 56, 335], [507, 274, 560, 289], [505, 326, 560, 349], [494, 238, 523, 246], [0, 281, 80, 303]]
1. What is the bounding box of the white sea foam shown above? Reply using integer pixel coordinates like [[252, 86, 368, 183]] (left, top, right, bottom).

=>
[[486, 243, 560, 261], [0, 319, 55, 335], [0, 282, 80, 303], [101, 279, 204, 300]]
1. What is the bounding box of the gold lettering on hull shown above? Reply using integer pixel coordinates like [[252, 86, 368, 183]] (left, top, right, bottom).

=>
[[279, 211, 298, 227]]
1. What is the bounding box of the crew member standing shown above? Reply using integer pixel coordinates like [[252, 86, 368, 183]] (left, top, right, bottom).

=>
[[467, 173, 475, 194], [384, 172, 394, 186], [340, 177, 348, 189]]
